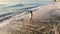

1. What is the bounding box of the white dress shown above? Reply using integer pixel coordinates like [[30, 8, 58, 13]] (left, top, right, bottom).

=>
[[29, 13, 31, 18]]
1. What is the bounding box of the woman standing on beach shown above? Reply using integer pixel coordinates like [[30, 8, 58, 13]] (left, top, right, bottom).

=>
[[29, 10, 33, 24]]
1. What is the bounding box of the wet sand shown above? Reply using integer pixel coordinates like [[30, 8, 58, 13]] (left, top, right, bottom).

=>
[[0, 3, 60, 34]]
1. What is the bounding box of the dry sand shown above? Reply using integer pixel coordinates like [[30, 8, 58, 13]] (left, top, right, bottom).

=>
[[0, 3, 60, 34]]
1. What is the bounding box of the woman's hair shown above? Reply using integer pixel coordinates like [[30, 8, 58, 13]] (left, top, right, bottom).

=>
[[30, 10, 32, 13]]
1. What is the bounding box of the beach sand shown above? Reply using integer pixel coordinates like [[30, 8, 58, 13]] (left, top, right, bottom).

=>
[[0, 3, 60, 34]]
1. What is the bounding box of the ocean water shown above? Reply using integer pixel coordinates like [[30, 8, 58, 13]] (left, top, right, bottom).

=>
[[0, 2, 55, 17], [0, 2, 55, 10]]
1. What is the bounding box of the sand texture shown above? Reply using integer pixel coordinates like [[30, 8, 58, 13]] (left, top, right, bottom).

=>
[[0, 3, 60, 34]]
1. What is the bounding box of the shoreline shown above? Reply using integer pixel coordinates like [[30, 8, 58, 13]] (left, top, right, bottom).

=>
[[0, 3, 60, 34], [0, 4, 55, 28]]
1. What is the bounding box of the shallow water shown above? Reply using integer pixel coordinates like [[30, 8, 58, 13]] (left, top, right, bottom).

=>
[[0, 2, 55, 15], [0, 1, 55, 22]]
